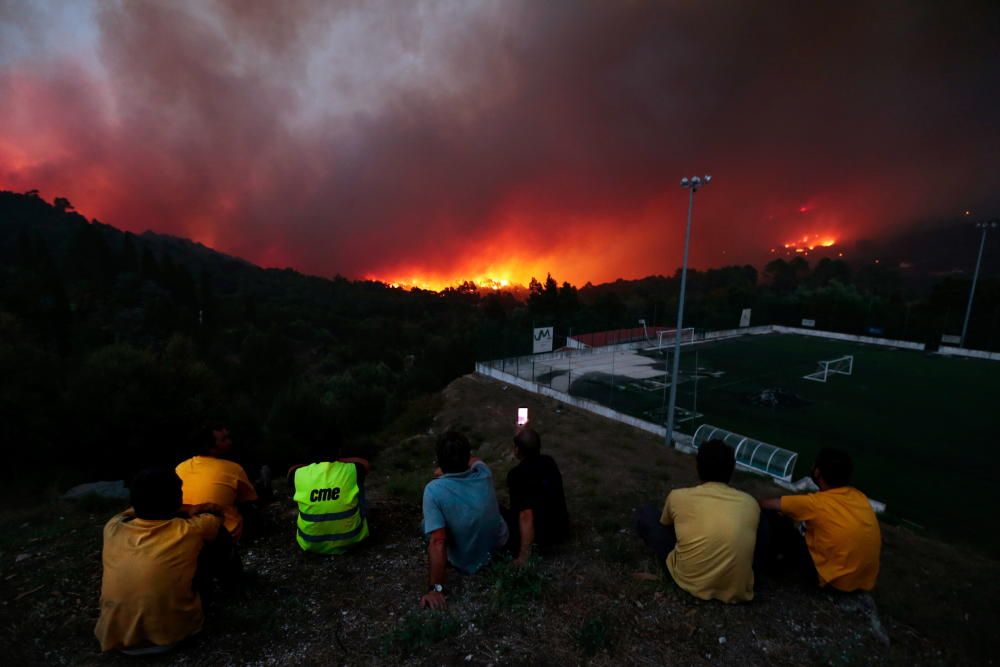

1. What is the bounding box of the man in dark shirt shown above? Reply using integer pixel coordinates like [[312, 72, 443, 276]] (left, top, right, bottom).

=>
[[504, 428, 570, 565]]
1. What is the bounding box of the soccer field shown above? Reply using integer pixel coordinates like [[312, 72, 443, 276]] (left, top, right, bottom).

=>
[[567, 334, 1000, 554]]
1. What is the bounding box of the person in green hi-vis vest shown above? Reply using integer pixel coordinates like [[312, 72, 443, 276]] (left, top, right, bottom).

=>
[[287, 442, 371, 555]]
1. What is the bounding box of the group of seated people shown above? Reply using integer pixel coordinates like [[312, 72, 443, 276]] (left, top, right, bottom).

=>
[[95, 423, 881, 654], [635, 439, 881, 603]]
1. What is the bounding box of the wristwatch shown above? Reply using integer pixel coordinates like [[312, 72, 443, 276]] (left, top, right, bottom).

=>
[[431, 584, 445, 594]]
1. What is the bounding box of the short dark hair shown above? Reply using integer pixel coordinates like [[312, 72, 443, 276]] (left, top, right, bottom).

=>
[[814, 447, 852, 487], [192, 422, 226, 455], [130, 468, 183, 520], [696, 439, 735, 483], [513, 428, 541, 457], [305, 418, 342, 462], [436, 431, 471, 474]]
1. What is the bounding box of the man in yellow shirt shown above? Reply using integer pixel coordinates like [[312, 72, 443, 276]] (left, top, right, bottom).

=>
[[95, 468, 234, 654], [635, 440, 760, 603], [759, 447, 881, 592], [175, 424, 258, 542]]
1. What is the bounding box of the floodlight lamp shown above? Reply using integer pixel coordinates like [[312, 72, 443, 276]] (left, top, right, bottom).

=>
[[704, 175, 712, 183], [680, 177, 690, 188], [691, 176, 701, 186]]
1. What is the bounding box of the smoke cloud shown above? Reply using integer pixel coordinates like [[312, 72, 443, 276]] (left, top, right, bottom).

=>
[[2, 0, 998, 287]]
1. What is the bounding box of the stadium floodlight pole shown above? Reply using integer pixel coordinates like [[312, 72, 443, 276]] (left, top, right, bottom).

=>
[[665, 174, 711, 446], [960, 220, 998, 348]]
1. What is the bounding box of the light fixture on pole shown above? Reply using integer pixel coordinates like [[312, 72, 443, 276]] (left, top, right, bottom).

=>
[[960, 220, 998, 348], [665, 174, 711, 446]]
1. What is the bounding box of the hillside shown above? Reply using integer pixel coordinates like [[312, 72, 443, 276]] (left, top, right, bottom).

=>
[[2, 374, 996, 666]]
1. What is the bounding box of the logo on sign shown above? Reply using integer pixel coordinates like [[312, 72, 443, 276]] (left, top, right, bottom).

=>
[[532, 326, 554, 354]]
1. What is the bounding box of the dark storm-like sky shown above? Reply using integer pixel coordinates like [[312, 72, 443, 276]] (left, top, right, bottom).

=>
[[2, 0, 998, 288]]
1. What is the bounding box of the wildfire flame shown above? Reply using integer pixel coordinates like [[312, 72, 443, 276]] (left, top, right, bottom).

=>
[[781, 233, 838, 254], [373, 275, 514, 291]]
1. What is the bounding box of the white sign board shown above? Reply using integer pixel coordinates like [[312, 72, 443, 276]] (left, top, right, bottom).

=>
[[941, 334, 961, 345], [532, 326, 554, 354], [801, 318, 816, 328], [739, 308, 752, 328]]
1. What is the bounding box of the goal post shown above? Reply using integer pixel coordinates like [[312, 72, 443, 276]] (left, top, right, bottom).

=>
[[827, 355, 853, 376], [655, 327, 696, 349], [803, 355, 854, 383]]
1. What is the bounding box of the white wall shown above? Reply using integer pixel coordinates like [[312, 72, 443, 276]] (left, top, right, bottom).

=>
[[700, 325, 774, 342], [937, 345, 1000, 361], [474, 363, 669, 439], [771, 325, 926, 351]]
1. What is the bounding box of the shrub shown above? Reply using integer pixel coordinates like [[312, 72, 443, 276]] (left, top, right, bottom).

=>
[[486, 555, 545, 611], [381, 612, 460, 656], [385, 475, 425, 503], [575, 614, 615, 657]]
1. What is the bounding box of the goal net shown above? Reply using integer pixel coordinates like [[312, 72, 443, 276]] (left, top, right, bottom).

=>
[[803, 355, 854, 383], [654, 327, 697, 349]]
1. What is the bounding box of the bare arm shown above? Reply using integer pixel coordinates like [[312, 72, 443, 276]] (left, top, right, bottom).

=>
[[758, 497, 782, 512], [515, 509, 535, 565], [286, 464, 308, 493], [338, 457, 371, 473], [419, 528, 448, 610], [181, 502, 225, 517]]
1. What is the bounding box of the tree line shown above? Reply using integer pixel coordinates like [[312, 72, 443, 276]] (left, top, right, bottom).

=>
[[1, 191, 996, 494]]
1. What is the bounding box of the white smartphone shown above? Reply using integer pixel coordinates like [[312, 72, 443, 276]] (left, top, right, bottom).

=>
[[516, 407, 529, 426]]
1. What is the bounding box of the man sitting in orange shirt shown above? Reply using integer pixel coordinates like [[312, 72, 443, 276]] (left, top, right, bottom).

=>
[[95, 468, 235, 654], [758, 447, 881, 592], [176, 424, 258, 542]]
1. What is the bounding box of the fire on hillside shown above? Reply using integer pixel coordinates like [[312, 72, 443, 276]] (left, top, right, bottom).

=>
[[770, 233, 843, 258]]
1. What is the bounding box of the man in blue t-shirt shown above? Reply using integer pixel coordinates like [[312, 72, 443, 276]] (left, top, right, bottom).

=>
[[419, 431, 508, 610]]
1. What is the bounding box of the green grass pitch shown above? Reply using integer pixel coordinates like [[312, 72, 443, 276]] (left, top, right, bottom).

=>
[[569, 334, 1000, 555]]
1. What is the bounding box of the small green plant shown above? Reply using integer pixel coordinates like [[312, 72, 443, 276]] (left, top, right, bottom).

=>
[[486, 555, 545, 610], [599, 533, 638, 566], [575, 614, 615, 657], [587, 495, 614, 513], [596, 518, 621, 534], [385, 475, 425, 503], [381, 611, 460, 656]]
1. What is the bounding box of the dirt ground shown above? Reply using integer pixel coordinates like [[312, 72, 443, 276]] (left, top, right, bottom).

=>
[[1, 373, 997, 665]]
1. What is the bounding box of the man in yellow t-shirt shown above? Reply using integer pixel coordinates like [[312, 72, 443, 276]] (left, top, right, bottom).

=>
[[759, 447, 881, 592], [95, 468, 232, 654], [175, 425, 258, 542], [636, 439, 760, 603]]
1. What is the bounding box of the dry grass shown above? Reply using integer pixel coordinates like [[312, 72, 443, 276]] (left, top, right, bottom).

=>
[[0, 374, 996, 665]]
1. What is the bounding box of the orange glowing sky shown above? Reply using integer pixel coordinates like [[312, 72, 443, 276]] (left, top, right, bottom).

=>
[[2, 2, 999, 289]]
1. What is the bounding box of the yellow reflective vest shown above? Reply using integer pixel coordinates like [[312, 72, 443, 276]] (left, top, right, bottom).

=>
[[293, 461, 369, 554]]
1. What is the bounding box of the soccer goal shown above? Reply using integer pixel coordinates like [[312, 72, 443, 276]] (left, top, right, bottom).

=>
[[802, 355, 854, 383], [654, 327, 696, 349]]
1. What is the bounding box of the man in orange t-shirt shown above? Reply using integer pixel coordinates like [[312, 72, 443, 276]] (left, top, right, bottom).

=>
[[176, 425, 258, 542], [95, 468, 234, 654], [759, 447, 881, 592]]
